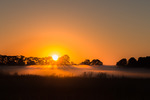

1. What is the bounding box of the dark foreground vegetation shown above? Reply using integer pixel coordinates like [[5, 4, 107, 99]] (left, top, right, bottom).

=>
[[117, 56, 150, 68], [0, 72, 150, 100]]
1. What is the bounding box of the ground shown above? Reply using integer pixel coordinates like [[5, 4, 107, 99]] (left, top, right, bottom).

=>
[[0, 73, 150, 100]]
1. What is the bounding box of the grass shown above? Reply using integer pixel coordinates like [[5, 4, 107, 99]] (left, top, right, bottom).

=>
[[0, 72, 150, 100]]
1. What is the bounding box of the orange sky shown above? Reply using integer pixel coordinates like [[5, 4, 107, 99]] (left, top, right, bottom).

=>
[[0, 0, 150, 65]]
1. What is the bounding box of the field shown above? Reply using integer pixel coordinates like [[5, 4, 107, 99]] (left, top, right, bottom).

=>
[[0, 72, 150, 100]]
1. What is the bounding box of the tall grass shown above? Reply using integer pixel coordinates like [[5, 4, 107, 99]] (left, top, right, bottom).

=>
[[0, 71, 150, 100]]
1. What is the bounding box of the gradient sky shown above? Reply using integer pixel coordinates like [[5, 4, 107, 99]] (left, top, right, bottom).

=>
[[0, 0, 150, 65]]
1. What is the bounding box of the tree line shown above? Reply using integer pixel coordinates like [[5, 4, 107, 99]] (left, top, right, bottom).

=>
[[1, 54, 150, 68], [116, 56, 150, 68], [0, 54, 103, 66], [0, 55, 71, 66]]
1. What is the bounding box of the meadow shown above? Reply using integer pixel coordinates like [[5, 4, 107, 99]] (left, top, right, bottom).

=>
[[0, 69, 150, 100]]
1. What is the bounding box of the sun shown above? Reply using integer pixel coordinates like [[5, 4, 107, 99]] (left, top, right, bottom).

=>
[[52, 54, 59, 61]]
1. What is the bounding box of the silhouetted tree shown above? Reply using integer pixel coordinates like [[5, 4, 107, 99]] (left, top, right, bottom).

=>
[[18, 56, 25, 65], [117, 56, 150, 68], [137, 56, 150, 68], [116, 58, 127, 66], [146, 56, 150, 67], [127, 57, 137, 67], [80, 59, 91, 65], [27, 60, 36, 65], [137, 57, 146, 67], [90, 59, 103, 65], [57, 55, 70, 65]]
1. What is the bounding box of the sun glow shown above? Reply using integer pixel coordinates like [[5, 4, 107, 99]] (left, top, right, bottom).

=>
[[52, 54, 59, 61]]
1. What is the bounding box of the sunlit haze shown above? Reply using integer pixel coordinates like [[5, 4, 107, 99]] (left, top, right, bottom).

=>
[[52, 54, 59, 61], [0, 0, 150, 65]]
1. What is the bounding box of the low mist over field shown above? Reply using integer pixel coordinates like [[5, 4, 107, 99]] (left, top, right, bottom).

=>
[[1, 65, 150, 78]]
